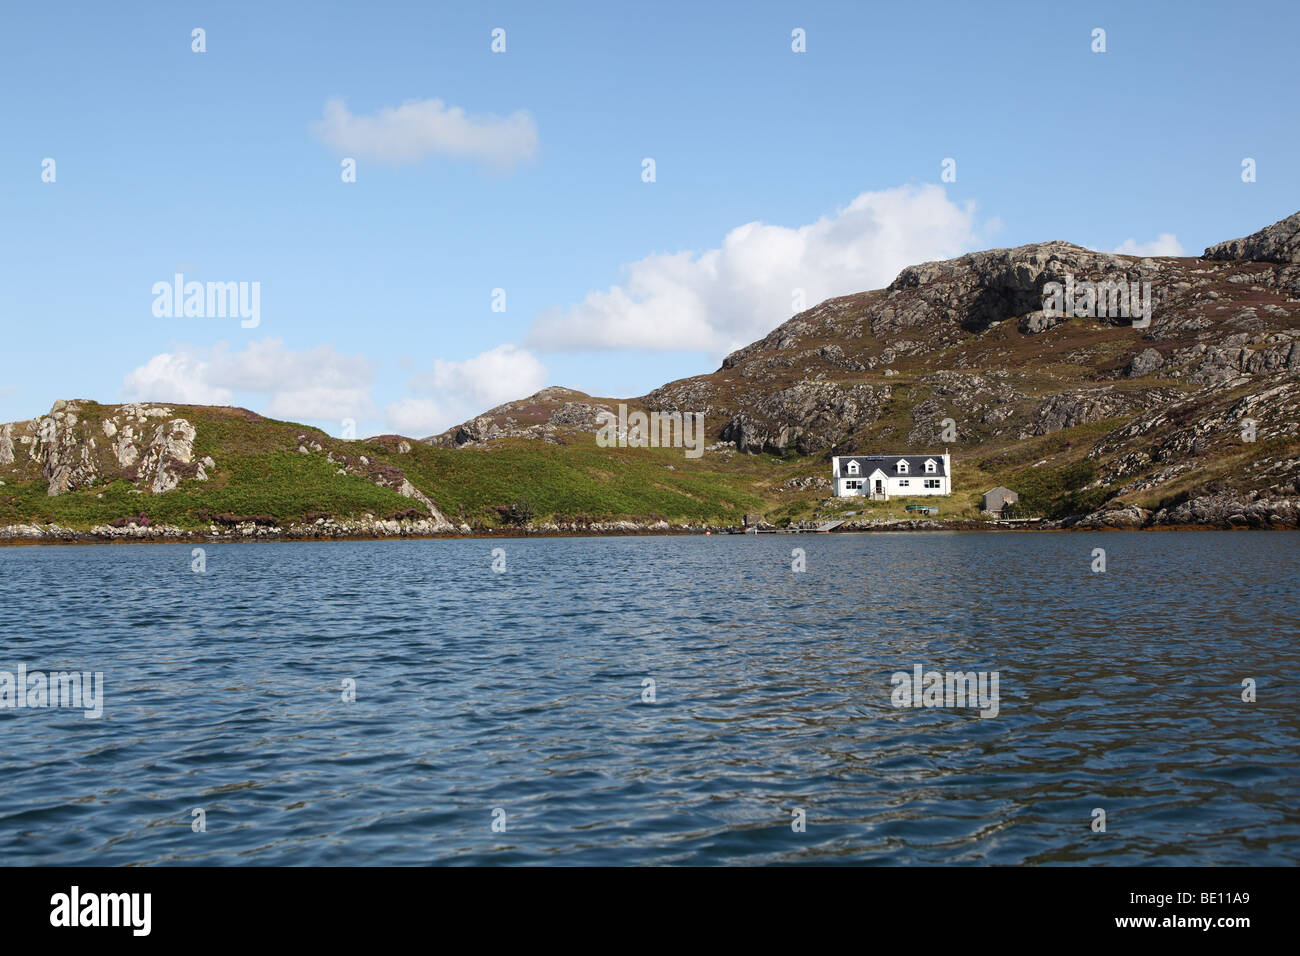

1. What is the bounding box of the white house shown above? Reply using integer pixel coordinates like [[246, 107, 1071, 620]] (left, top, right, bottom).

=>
[[832, 453, 951, 499]]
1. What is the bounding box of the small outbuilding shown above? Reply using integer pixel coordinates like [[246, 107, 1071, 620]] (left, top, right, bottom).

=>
[[982, 486, 1019, 515]]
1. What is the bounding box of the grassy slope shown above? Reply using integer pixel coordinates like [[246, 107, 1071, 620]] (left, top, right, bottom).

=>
[[1, 404, 777, 530], [7, 392, 1270, 531], [399, 438, 770, 524]]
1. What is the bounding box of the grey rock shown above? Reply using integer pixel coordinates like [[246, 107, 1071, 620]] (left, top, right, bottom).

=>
[[1203, 210, 1300, 264], [1018, 310, 1063, 334], [1127, 348, 1165, 377], [719, 381, 887, 455]]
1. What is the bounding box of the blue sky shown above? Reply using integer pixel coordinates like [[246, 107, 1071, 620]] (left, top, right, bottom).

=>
[[2, 0, 1297, 437]]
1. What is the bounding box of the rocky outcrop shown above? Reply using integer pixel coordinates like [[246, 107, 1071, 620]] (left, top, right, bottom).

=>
[[549, 402, 609, 428], [1153, 491, 1298, 528], [1203, 211, 1300, 265], [1018, 310, 1063, 335], [777, 475, 832, 492], [719, 381, 887, 455], [135, 418, 198, 493], [429, 387, 616, 447], [1056, 505, 1153, 529], [35, 403, 211, 496], [1022, 387, 1149, 438], [840, 516, 947, 531], [907, 371, 1025, 443], [1043, 493, 1300, 530], [1126, 348, 1165, 377], [31, 401, 100, 496], [392, 479, 454, 531], [885, 241, 1160, 335]]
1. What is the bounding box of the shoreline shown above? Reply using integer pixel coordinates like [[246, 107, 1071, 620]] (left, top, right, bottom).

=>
[[2, 519, 1295, 547]]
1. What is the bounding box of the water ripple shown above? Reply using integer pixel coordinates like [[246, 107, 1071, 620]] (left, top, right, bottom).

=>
[[0, 531, 1297, 865]]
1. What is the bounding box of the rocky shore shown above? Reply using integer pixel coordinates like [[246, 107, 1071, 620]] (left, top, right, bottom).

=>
[[1042, 489, 1300, 530], [0, 516, 716, 544], [4, 490, 1297, 545]]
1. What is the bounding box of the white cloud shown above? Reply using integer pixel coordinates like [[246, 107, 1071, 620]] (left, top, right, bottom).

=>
[[312, 96, 538, 169], [122, 352, 233, 405], [124, 340, 549, 439], [382, 397, 446, 437], [387, 343, 549, 436], [1112, 233, 1185, 257], [527, 184, 985, 358], [122, 339, 377, 423], [411, 343, 548, 408]]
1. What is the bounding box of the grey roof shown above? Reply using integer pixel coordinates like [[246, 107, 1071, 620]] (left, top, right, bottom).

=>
[[835, 455, 947, 478], [982, 487, 1018, 506]]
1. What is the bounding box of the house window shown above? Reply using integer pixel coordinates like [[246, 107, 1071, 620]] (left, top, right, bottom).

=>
[[898, 479, 910, 488], [925, 460, 936, 473], [847, 461, 859, 475], [924, 479, 940, 489], [896, 460, 908, 474], [845, 480, 862, 490]]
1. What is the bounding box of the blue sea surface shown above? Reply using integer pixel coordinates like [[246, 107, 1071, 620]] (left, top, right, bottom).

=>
[[1, 531, 1297, 865]]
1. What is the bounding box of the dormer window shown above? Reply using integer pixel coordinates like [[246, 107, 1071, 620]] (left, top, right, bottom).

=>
[[925, 459, 936, 474], [847, 460, 859, 475], [896, 459, 908, 474]]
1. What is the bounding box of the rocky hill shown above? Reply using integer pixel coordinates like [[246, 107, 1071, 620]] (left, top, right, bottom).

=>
[[429, 211, 1300, 529], [423, 386, 620, 448], [4, 211, 1299, 540]]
